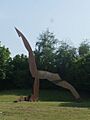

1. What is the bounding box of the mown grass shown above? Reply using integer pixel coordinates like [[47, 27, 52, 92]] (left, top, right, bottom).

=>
[[0, 89, 90, 120]]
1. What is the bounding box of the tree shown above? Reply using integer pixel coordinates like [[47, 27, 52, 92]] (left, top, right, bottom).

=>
[[35, 29, 58, 72], [0, 42, 11, 90], [55, 41, 77, 80], [73, 53, 90, 91], [11, 54, 33, 89], [0, 42, 11, 80], [79, 40, 90, 56]]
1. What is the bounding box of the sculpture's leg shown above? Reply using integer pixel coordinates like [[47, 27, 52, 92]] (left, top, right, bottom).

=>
[[15, 27, 39, 101], [38, 70, 80, 99], [28, 53, 39, 101], [30, 77, 39, 101], [54, 80, 80, 99]]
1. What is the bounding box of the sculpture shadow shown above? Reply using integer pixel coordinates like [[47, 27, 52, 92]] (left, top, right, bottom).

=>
[[39, 89, 77, 102], [0, 89, 77, 102], [58, 90, 90, 108], [0, 89, 90, 107], [59, 100, 90, 108]]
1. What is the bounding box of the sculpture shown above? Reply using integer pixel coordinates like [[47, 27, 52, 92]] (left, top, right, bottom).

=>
[[15, 27, 80, 102]]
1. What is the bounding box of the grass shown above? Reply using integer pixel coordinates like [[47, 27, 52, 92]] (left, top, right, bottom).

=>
[[0, 89, 90, 120]]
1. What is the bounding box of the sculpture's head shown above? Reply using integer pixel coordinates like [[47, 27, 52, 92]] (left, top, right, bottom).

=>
[[15, 27, 21, 37]]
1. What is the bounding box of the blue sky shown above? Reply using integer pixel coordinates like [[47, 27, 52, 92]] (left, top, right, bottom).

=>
[[0, 0, 90, 57]]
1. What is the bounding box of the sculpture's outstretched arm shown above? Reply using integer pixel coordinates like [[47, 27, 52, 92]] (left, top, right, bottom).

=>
[[15, 27, 39, 101]]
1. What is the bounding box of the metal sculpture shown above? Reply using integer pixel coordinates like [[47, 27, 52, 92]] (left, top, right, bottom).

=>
[[15, 27, 80, 102]]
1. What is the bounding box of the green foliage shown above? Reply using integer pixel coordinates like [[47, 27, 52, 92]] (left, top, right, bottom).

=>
[[72, 53, 90, 90], [55, 41, 77, 79], [0, 42, 11, 80], [0, 42, 11, 90], [35, 29, 58, 72], [79, 40, 90, 56], [11, 54, 33, 89]]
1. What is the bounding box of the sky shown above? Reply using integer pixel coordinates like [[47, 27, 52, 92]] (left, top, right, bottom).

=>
[[0, 0, 90, 57]]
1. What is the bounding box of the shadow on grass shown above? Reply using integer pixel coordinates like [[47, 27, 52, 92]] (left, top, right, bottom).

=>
[[0, 89, 77, 102], [39, 89, 75, 102], [59, 100, 90, 108], [58, 91, 90, 108]]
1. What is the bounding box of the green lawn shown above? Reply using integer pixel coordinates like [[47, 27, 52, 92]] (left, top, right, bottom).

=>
[[0, 89, 90, 120]]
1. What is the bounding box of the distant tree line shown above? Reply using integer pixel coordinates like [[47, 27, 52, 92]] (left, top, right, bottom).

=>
[[0, 30, 90, 91]]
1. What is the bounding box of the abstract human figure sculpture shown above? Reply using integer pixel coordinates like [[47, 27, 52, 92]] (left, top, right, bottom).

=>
[[15, 27, 80, 101]]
